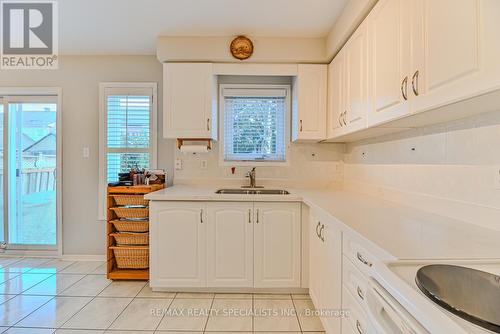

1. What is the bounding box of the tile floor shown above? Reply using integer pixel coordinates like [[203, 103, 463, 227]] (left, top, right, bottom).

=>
[[0, 257, 325, 334]]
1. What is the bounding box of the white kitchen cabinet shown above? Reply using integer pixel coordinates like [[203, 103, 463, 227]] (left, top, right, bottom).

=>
[[254, 202, 301, 288], [206, 202, 254, 287], [309, 212, 342, 334], [150, 202, 206, 287], [326, 51, 345, 139], [367, 0, 410, 127], [163, 63, 217, 139], [292, 64, 327, 141]]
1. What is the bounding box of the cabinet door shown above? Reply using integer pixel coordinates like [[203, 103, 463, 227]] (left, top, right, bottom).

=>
[[308, 214, 323, 308], [254, 202, 301, 288], [320, 221, 342, 334], [344, 23, 368, 134], [292, 64, 327, 141], [411, 0, 482, 113], [163, 63, 216, 139], [368, 0, 410, 126], [150, 202, 206, 287], [206, 202, 254, 287], [326, 53, 346, 138]]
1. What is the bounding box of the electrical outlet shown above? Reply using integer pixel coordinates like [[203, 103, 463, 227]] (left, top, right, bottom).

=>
[[175, 158, 183, 170], [200, 160, 208, 170], [82, 146, 90, 158]]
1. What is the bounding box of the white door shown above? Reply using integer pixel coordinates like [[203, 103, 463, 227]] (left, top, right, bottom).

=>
[[292, 64, 327, 141], [206, 202, 254, 287], [150, 202, 206, 287], [326, 53, 346, 138], [344, 22, 368, 133], [368, 0, 410, 126], [163, 63, 215, 139], [319, 220, 342, 334], [254, 202, 301, 288], [411, 0, 483, 113]]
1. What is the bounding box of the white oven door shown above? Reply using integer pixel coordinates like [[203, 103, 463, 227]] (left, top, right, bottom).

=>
[[366, 279, 430, 334]]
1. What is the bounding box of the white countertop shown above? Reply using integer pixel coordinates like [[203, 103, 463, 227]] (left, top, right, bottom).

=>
[[145, 185, 500, 260]]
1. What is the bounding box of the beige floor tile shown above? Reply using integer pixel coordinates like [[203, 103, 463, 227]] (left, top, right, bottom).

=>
[[155, 332, 202, 334], [108, 297, 173, 331], [156, 298, 213, 331], [17, 296, 91, 328], [253, 299, 300, 332], [0, 273, 52, 294], [89, 264, 107, 275], [214, 293, 252, 299], [22, 274, 85, 296], [59, 275, 111, 297], [205, 298, 252, 332], [55, 330, 104, 334], [59, 262, 105, 275], [254, 293, 291, 300], [292, 294, 311, 300], [27, 260, 75, 274], [136, 285, 176, 298], [61, 297, 132, 330], [5, 328, 55, 334], [293, 299, 324, 331], [0, 272, 20, 285], [175, 292, 214, 299], [0, 328, 8, 334], [0, 295, 15, 305], [0, 295, 53, 326], [0, 258, 22, 267], [104, 331, 153, 334], [98, 281, 146, 297], [1, 258, 52, 273]]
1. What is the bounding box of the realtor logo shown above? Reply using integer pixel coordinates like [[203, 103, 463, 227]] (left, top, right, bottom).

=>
[[1, 0, 58, 69]]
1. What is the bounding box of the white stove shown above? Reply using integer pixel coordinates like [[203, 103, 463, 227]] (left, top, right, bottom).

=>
[[387, 260, 500, 334]]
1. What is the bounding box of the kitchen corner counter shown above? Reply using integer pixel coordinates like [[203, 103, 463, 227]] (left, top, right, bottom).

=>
[[145, 185, 500, 261]]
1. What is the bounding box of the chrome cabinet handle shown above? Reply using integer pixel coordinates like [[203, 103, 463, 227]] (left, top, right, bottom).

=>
[[357, 286, 365, 300], [248, 209, 252, 224], [200, 209, 204, 223], [315, 221, 321, 238], [319, 224, 325, 242], [356, 320, 364, 334], [401, 76, 408, 100], [206, 118, 210, 131], [412, 70, 419, 96], [343, 111, 347, 126], [256, 209, 259, 224], [338, 114, 343, 127], [356, 252, 373, 267], [299, 120, 303, 132]]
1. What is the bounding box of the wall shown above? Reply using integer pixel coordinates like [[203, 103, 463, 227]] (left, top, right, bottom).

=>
[[343, 110, 500, 230], [0, 55, 174, 256]]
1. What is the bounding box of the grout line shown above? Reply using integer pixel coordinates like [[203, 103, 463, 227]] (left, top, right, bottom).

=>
[[153, 292, 176, 332], [290, 295, 303, 333], [10, 294, 56, 328], [202, 294, 216, 333]]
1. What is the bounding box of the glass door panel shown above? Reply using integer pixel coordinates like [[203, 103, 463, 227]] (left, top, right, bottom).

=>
[[0, 100, 4, 243], [8, 100, 57, 246]]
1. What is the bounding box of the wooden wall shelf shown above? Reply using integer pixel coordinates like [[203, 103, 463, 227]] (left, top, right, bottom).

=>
[[107, 183, 164, 280]]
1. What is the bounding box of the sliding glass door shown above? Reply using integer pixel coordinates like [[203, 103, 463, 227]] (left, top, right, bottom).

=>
[[1, 95, 59, 251]]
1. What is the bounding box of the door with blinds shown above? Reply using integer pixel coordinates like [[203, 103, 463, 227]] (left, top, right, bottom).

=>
[[0, 94, 60, 251]]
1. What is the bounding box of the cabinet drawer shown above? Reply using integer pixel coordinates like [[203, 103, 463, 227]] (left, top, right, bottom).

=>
[[342, 255, 368, 312], [343, 235, 376, 277], [342, 286, 373, 334]]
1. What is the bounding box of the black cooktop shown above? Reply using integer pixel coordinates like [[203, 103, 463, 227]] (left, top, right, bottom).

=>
[[416, 264, 500, 333]]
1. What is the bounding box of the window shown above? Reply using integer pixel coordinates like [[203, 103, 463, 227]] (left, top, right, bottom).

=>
[[220, 85, 289, 164], [98, 83, 157, 220]]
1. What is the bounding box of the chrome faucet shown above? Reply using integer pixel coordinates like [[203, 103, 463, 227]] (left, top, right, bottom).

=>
[[245, 167, 257, 188]]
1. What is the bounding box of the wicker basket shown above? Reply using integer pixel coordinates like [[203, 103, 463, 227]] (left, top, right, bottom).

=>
[[111, 220, 149, 233], [111, 232, 149, 246], [112, 195, 148, 207], [111, 246, 149, 269], [111, 207, 149, 219]]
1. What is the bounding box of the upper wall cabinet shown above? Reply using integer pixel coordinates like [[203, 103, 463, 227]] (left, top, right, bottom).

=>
[[292, 64, 327, 142], [163, 63, 217, 139], [326, 22, 369, 139]]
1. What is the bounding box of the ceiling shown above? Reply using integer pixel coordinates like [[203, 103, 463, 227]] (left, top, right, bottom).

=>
[[58, 0, 349, 55]]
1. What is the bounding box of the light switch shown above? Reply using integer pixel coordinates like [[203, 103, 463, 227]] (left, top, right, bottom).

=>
[[200, 160, 208, 170], [82, 146, 90, 158]]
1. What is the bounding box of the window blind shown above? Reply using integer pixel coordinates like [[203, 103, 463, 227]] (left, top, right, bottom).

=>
[[223, 88, 286, 162], [106, 95, 151, 182]]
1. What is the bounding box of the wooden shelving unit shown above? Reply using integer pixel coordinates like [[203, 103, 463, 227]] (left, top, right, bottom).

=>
[[107, 184, 164, 280]]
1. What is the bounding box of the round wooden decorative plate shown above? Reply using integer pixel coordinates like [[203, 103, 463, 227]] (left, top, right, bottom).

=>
[[230, 36, 254, 60]]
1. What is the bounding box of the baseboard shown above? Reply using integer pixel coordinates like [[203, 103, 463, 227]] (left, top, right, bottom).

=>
[[61, 254, 106, 261]]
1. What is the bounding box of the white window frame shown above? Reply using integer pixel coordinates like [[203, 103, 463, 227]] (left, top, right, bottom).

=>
[[98, 83, 157, 221], [219, 84, 291, 167]]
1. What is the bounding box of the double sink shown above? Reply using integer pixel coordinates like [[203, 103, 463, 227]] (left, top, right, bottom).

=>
[[215, 188, 290, 195]]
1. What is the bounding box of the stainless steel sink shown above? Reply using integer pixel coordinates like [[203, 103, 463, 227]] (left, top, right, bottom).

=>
[[215, 188, 290, 195]]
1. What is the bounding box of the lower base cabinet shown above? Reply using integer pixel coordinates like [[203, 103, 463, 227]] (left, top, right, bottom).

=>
[[150, 201, 301, 289]]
